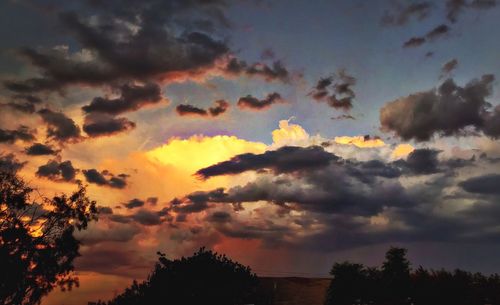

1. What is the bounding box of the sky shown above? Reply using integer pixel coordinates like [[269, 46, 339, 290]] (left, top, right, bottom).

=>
[[1, 0, 500, 304]]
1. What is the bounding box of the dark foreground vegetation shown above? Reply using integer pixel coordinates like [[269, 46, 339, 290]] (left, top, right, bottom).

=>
[[0, 172, 97, 305], [325, 247, 500, 305], [89, 248, 261, 305]]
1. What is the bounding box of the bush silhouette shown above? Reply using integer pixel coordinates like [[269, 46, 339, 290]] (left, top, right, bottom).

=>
[[325, 247, 500, 305], [0, 171, 97, 305], [89, 247, 260, 305]]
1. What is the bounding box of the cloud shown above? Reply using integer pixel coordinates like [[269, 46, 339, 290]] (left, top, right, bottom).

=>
[[76, 221, 141, 245], [146, 197, 158, 206], [381, 1, 433, 26], [130, 209, 162, 226], [237, 92, 285, 110], [82, 82, 166, 115], [36, 159, 77, 182], [83, 114, 136, 137], [176, 104, 208, 116], [223, 58, 291, 83], [380, 74, 499, 141], [402, 24, 450, 48], [38, 108, 81, 142], [426, 24, 451, 40], [403, 37, 427, 48], [397, 148, 441, 174], [4, 0, 234, 92], [24, 143, 58, 155], [196, 145, 337, 179], [459, 174, 500, 195], [441, 58, 459, 77], [207, 211, 232, 223], [123, 198, 145, 209], [309, 70, 357, 111], [446, 0, 497, 23], [0, 126, 35, 144], [332, 114, 356, 120], [82, 169, 129, 189], [0, 153, 26, 173], [333, 135, 385, 148], [176, 99, 230, 117], [208, 100, 230, 117]]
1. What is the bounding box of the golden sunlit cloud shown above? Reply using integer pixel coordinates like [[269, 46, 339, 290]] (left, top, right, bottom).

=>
[[147, 135, 266, 173], [391, 143, 415, 159], [272, 119, 310, 146], [334, 136, 386, 148]]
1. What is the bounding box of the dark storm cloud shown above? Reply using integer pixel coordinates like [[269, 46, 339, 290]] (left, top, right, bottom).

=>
[[196, 146, 337, 179], [36, 159, 77, 182], [237, 92, 284, 110], [224, 58, 290, 83], [0, 153, 26, 173], [38, 108, 81, 142], [207, 211, 232, 223], [13, 94, 42, 105], [171, 188, 227, 216], [459, 174, 500, 195], [380, 74, 499, 141], [309, 70, 357, 111], [397, 148, 441, 174], [82, 82, 165, 115], [0, 101, 35, 114], [24, 143, 58, 155], [4, 0, 234, 93], [77, 223, 141, 246], [172, 141, 500, 251], [123, 198, 145, 209], [441, 58, 459, 77], [130, 209, 162, 226], [82, 168, 129, 189], [176, 99, 229, 117], [0, 126, 35, 144], [381, 1, 433, 26], [83, 114, 136, 137]]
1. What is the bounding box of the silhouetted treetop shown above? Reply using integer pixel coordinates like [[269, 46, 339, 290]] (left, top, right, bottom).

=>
[[89, 247, 260, 305], [0, 171, 98, 305]]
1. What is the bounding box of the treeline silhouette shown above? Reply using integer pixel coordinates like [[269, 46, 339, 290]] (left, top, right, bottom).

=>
[[325, 247, 500, 305], [89, 248, 263, 305]]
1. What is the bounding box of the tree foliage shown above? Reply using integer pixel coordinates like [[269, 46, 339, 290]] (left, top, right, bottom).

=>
[[325, 247, 500, 305], [89, 247, 260, 305], [0, 171, 97, 305]]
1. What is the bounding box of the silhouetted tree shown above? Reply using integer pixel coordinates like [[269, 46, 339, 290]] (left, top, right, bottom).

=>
[[89, 247, 260, 305], [0, 171, 97, 305], [324, 247, 500, 305], [325, 262, 368, 305], [381, 247, 411, 304]]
